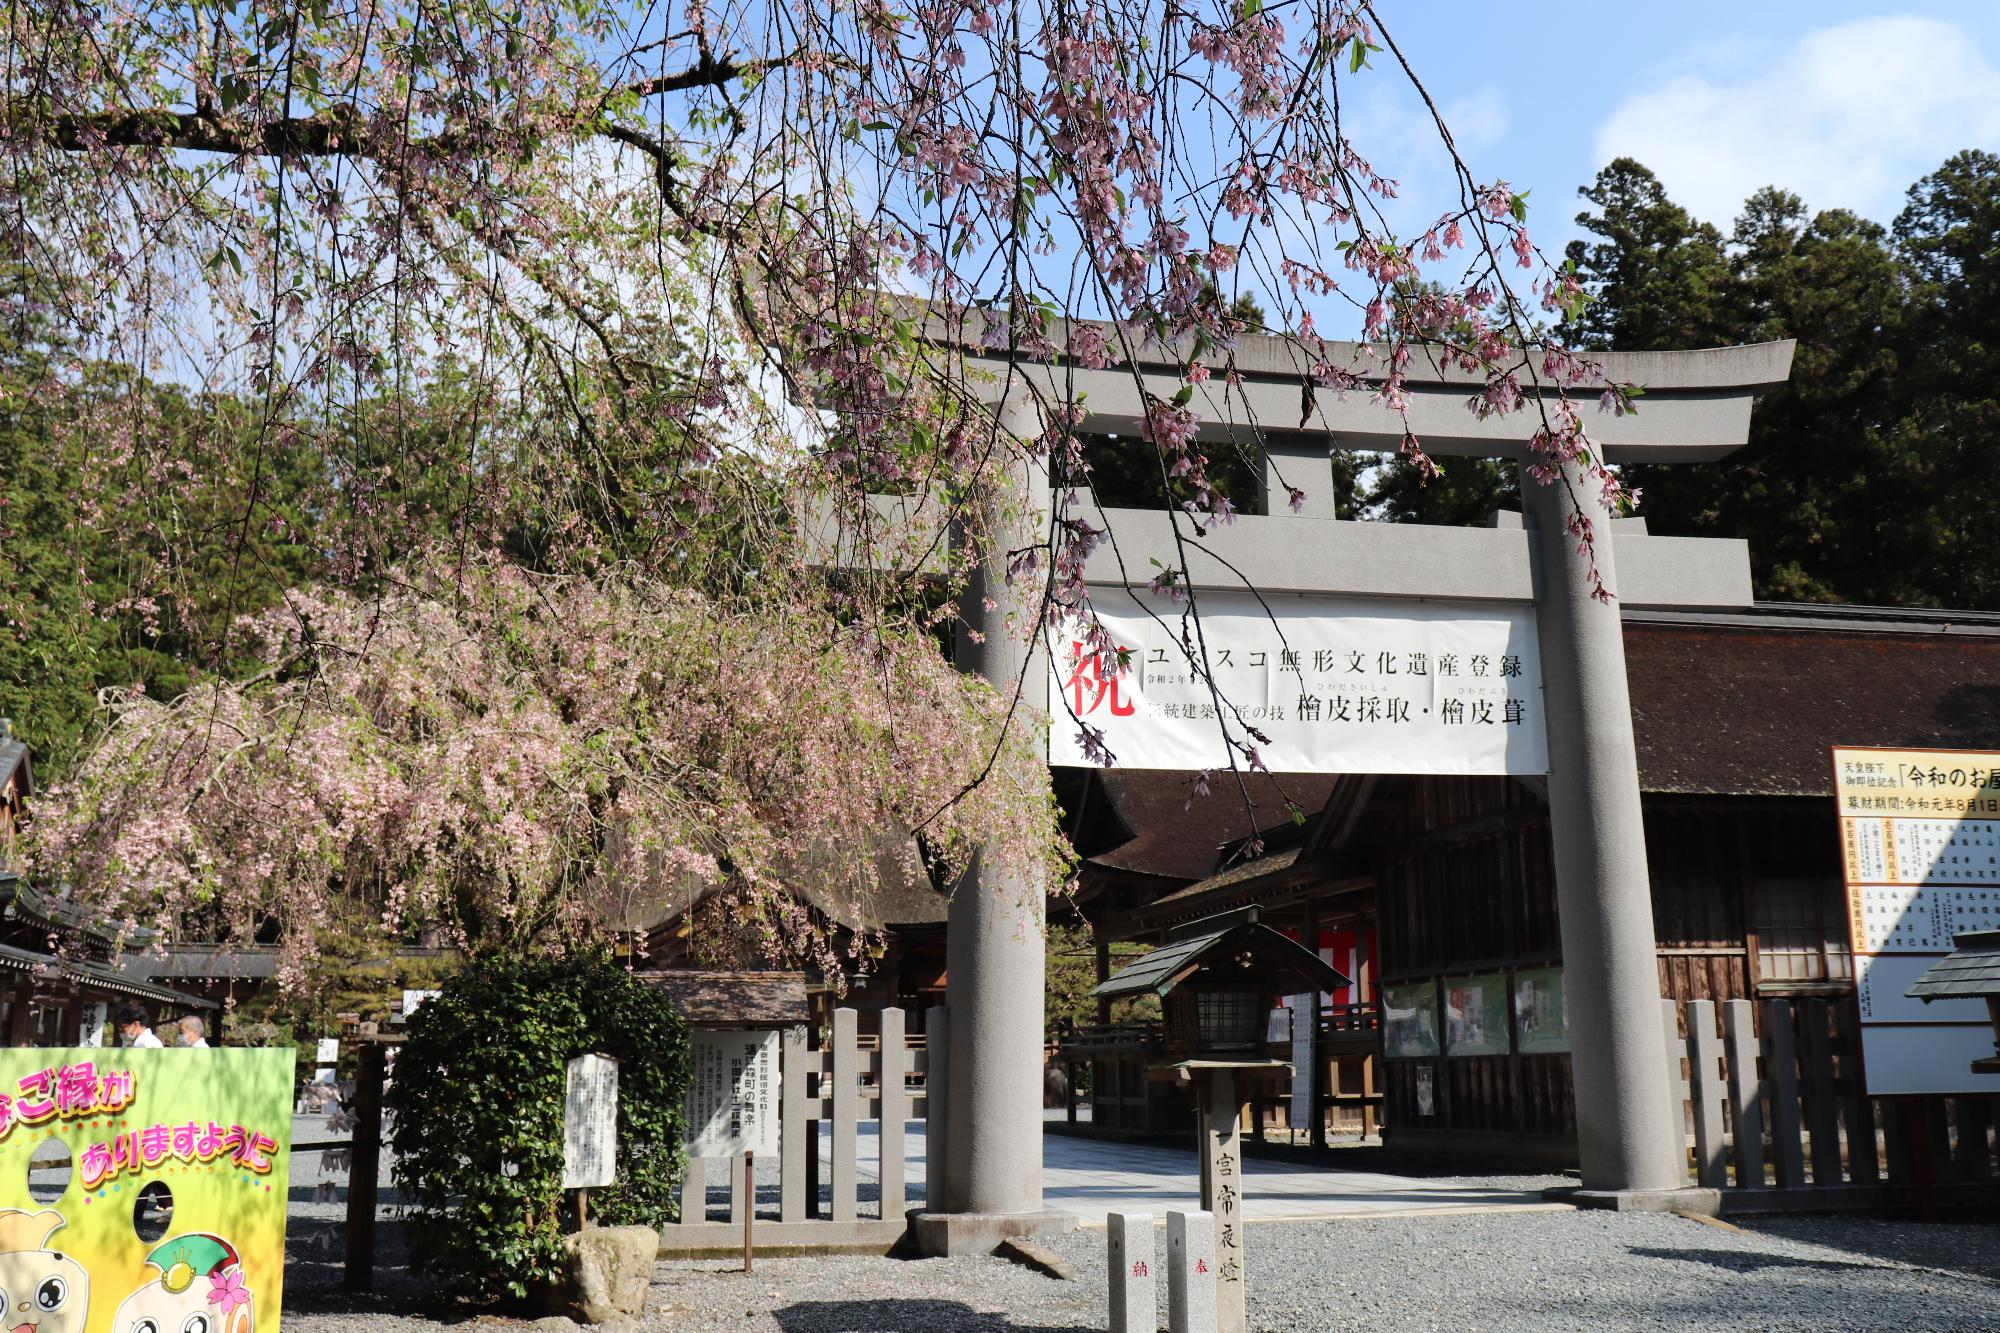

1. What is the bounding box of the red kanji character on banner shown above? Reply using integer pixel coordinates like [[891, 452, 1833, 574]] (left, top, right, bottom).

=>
[[56, 1062, 97, 1116], [1063, 643, 1135, 718], [1194, 1259, 1209, 1275], [1130, 1260, 1148, 1277]]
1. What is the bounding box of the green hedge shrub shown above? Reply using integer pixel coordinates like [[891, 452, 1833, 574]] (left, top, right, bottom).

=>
[[387, 954, 693, 1298]]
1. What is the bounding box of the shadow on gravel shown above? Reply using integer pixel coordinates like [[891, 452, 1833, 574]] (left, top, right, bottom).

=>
[[1629, 1245, 1882, 1275], [1739, 1216, 2000, 1285], [774, 1301, 1095, 1332]]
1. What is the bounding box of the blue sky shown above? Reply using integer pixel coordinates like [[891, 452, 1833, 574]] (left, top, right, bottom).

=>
[[1351, 3, 2000, 253]]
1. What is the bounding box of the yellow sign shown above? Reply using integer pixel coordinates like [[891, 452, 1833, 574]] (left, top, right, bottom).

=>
[[0, 1049, 293, 1333]]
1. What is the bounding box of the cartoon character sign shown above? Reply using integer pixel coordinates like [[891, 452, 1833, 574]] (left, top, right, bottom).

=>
[[110, 1237, 250, 1333], [0, 1210, 89, 1333], [0, 1049, 293, 1333]]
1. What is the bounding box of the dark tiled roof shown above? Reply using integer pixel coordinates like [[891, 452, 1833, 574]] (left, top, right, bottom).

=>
[[1084, 770, 1339, 882], [1907, 932, 2000, 1000], [1147, 847, 1304, 909], [144, 944, 455, 980], [0, 939, 217, 1008], [1625, 617, 2000, 797]]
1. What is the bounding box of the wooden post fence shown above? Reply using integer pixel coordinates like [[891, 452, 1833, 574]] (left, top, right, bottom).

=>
[[661, 1006, 935, 1255], [1661, 995, 2000, 1212]]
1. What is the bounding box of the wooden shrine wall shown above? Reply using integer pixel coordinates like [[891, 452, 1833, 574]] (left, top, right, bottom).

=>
[[1372, 777, 1852, 1156]]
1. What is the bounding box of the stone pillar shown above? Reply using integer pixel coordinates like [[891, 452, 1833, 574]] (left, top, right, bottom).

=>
[[1523, 458, 1684, 1196], [1107, 1212, 1156, 1333], [1166, 1209, 1217, 1333], [917, 377, 1074, 1252]]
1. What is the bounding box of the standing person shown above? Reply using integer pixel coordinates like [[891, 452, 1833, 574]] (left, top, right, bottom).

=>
[[177, 1016, 210, 1048], [116, 1005, 163, 1048]]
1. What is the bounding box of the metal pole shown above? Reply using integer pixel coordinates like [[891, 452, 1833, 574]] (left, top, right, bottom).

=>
[[743, 1150, 755, 1272]]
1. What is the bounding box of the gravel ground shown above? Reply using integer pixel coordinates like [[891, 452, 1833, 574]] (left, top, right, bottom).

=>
[[278, 1108, 2000, 1333], [285, 1201, 2000, 1332], [1037, 1210, 2000, 1333]]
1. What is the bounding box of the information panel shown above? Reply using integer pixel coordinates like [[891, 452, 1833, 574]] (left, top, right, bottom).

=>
[[562, 1054, 619, 1190], [682, 1029, 781, 1158], [1049, 590, 1547, 775], [1833, 746, 2000, 1096]]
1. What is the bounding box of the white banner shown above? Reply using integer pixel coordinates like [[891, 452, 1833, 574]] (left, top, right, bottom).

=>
[[1049, 590, 1547, 775]]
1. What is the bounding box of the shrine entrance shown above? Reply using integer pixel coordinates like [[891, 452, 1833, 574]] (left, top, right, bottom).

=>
[[837, 330, 1796, 1246]]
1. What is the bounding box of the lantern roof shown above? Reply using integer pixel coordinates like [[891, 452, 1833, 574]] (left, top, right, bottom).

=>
[[1091, 907, 1349, 1000], [1907, 930, 2000, 1001]]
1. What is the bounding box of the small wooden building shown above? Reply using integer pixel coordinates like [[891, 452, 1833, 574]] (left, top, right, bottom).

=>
[[0, 873, 218, 1043]]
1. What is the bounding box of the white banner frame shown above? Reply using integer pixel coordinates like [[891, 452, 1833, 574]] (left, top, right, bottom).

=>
[[1050, 589, 1547, 775]]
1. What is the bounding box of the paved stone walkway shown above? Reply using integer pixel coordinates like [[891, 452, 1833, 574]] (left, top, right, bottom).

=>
[[823, 1121, 1565, 1224]]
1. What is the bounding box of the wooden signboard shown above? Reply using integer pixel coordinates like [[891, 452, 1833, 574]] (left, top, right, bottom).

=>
[[562, 1054, 619, 1190]]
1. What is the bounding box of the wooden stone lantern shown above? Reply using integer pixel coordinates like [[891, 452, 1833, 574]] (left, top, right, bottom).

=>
[[1093, 908, 1348, 1333], [1907, 929, 2000, 1074]]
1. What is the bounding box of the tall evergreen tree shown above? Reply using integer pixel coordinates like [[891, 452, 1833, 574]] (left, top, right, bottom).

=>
[[1562, 158, 1743, 353], [1632, 190, 1913, 603], [1888, 150, 2000, 609]]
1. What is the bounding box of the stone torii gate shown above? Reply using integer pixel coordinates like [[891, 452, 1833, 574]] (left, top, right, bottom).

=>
[[906, 332, 1794, 1251]]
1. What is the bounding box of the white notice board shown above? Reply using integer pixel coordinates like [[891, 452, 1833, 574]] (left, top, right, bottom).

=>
[[1833, 746, 2000, 1096], [1049, 590, 1547, 774], [683, 1029, 781, 1157], [563, 1053, 620, 1188]]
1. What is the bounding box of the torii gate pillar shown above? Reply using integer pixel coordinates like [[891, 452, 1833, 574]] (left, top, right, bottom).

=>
[[1523, 457, 1685, 1196], [914, 379, 1077, 1254]]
